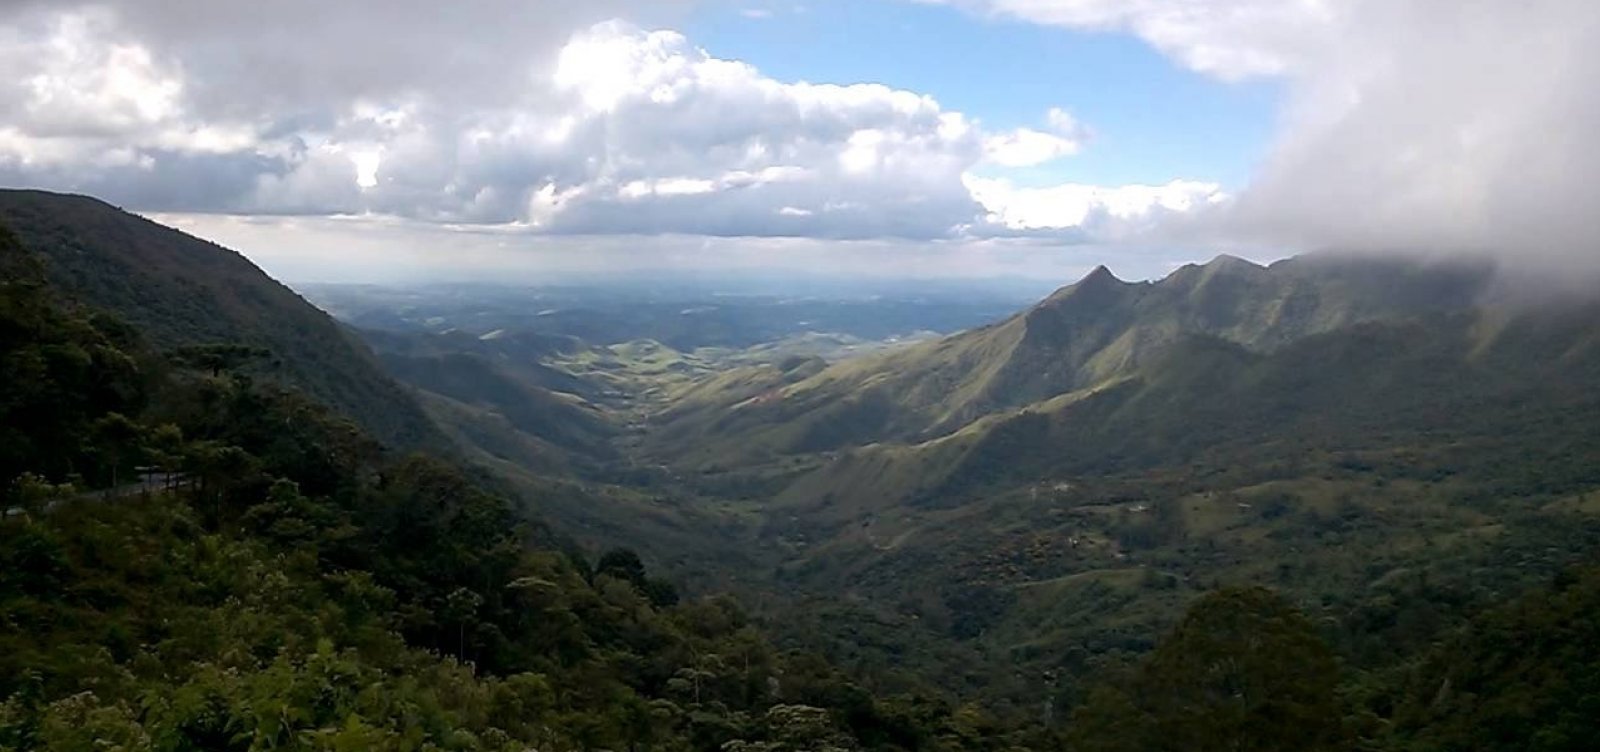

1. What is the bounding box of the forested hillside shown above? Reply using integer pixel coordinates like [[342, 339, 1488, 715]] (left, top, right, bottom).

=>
[[0, 190, 443, 450], [609, 258, 1600, 693]]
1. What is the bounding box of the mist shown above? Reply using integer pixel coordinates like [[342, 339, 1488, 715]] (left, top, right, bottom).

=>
[[1216, 0, 1600, 276]]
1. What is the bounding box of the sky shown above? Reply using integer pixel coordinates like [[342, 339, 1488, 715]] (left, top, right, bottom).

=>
[[1, 0, 1596, 285]]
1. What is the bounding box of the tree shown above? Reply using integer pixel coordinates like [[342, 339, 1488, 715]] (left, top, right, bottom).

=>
[[1385, 566, 1600, 751], [725, 704, 858, 752], [597, 548, 681, 609], [598, 548, 648, 586], [184, 442, 261, 525], [87, 412, 144, 488], [169, 343, 271, 377], [1069, 587, 1344, 752], [445, 587, 484, 663]]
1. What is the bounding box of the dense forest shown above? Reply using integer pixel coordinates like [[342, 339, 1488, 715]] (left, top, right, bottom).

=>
[[4, 212, 1600, 751]]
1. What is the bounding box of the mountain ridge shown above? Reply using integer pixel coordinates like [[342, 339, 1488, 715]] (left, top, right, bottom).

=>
[[639, 251, 1501, 466]]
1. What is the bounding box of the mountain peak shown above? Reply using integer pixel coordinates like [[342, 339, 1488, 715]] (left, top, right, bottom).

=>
[[1206, 254, 1265, 274], [1081, 264, 1124, 285], [1163, 253, 1267, 291], [1038, 264, 1130, 307]]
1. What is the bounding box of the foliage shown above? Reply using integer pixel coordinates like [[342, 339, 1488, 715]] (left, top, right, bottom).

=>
[[1377, 566, 1600, 751], [1067, 587, 1344, 752], [0, 189, 445, 450]]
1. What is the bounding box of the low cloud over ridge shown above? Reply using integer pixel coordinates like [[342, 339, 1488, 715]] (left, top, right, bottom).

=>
[[937, 0, 1600, 269]]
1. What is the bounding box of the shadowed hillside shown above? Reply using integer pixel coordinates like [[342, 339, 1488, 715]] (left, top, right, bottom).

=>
[[0, 189, 444, 450]]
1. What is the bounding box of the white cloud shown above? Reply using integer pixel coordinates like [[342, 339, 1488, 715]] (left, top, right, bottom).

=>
[[930, 0, 1600, 272], [920, 0, 1341, 79], [1046, 107, 1090, 139], [0, 2, 1222, 251], [147, 210, 1194, 285], [1218, 0, 1600, 269], [0, 9, 261, 169], [22, 13, 181, 131], [7, 0, 1594, 279], [982, 127, 1081, 167], [965, 174, 1225, 236], [351, 150, 381, 189]]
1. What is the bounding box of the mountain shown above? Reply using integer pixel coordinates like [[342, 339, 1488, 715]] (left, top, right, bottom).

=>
[[641, 254, 1496, 467], [619, 253, 1600, 697], [0, 189, 443, 450]]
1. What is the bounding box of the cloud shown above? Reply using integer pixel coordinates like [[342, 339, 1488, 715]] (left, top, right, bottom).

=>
[[1219, 0, 1600, 270], [0, 1, 693, 217], [7, 0, 1595, 278], [0, 2, 1220, 247], [1045, 107, 1087, 138], [0, 9, 253, 168], [918, 0, 1341, 79], [525, 21, 991, 238], [934, 0, 1600, 271], [964, 175, 1225, 238], [0, 0, 692, 113], [982, 128, 1081, 167]]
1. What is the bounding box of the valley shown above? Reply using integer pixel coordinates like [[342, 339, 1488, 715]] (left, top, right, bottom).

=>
[[310, 250, 1600, 710], [4, 190, 1598, 749]]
